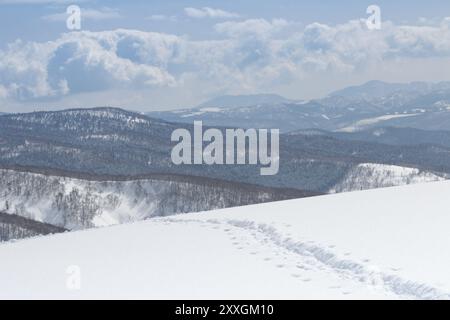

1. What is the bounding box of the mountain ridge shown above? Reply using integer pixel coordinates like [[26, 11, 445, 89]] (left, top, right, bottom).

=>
[[198, 93, 294, 108], [148, 80, 450, 132]]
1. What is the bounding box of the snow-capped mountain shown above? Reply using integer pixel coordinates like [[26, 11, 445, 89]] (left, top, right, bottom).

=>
[[149, 99, 364, 132], [2, 180, 450, 299], [198, 93, 294, 108], [147, 81, 450, 132], [329, 80, 450, 101]]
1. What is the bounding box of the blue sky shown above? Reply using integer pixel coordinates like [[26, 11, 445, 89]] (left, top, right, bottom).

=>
[[1, 0, 450, 112], [2, 0, 450, 44]]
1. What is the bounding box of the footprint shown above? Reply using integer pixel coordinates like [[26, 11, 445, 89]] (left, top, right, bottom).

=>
[[291, 274, 301, 278], [276, 264, 285, 268], [302, 278, 311, 282]]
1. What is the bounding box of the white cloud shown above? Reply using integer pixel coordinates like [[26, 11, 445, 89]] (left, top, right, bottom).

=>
[[42, 7, 121, 22], [0, 30, 178, 100], [184, 7, 239, 19], [1, 17, 450, 106]]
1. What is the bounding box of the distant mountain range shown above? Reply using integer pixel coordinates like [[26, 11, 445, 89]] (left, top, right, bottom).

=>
[[1, 107, 449, 193], [199, 94, 294, 108], [148, 81, 450, 132], [329, 80, 450, 100]]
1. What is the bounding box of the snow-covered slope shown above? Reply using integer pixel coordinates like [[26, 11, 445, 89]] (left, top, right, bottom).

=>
[[330, 163, 446, 193], [0, 169, 307, 230], [1, 181, 450, 299]]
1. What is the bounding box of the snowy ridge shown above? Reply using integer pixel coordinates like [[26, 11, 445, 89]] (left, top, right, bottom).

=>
[[9, 108, 151, 127], [330, 163, 446, 193]]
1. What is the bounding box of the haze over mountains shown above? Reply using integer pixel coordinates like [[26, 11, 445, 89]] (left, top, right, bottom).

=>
[[329, 80, 450, 100], [198, 94, 293, 108], [149, 80, 450, 133]]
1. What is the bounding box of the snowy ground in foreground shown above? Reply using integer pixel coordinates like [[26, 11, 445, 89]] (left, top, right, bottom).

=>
[[1, 181, 450, 300]]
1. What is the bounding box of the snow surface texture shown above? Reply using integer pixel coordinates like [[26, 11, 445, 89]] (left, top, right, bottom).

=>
[[329, 163, 446, 193], [1, 181, 450, 299]]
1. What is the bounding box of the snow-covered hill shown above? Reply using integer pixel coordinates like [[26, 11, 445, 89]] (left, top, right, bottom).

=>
[[329, 163, 447, 193], [0, 169, 308, 230], [1, 181, 449, 299]]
